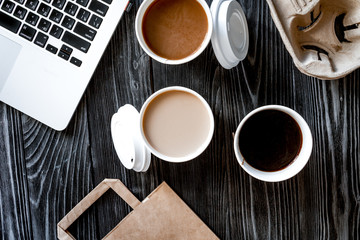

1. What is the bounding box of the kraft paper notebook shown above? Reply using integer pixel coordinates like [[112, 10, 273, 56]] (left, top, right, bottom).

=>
[[57, 179, 219, 240]]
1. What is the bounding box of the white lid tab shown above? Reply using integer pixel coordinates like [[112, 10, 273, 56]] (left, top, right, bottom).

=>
[[211, 0, 249, 69], [111, 104, 151, 172]]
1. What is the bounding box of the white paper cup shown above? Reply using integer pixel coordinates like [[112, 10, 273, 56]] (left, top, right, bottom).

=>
[[135, 0, 213, 65], [233, 105, 313, 182], [139, 86, 214, 162]]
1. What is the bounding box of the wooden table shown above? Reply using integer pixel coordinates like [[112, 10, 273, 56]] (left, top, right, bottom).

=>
[[1, 0, 359, 239]]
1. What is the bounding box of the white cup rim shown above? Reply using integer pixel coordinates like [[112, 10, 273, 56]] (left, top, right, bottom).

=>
[[233, 105, 313, 182], [135, 0, 213, 65], [139, 86, 214, 162]]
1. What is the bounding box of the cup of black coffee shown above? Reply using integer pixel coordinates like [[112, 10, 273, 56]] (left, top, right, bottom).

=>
[[233, 105, 312, 182]]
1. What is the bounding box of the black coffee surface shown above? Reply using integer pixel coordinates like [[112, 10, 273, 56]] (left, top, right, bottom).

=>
[[238, 110, 302, 172]]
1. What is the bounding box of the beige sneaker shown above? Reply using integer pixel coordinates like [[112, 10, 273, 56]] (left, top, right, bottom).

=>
[[267, 0, 360, 79]]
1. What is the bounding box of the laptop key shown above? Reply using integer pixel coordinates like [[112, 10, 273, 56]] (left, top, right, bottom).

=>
[[25, 0, 38, 10], [49, 24, 63, 38], [61, 44, 72, 54], [38, 18, 51, 32], [101, 0, 111, 5], [58, 50, 69, 60], [70, 56, 82, 67], [61, 15, 74, 29], [25, 0, 39, 11], [76, 0, 88, 7], [49, 9, 63, 23], [89, 14, 102, 29], [14, 0, 25, 4], [64, 2, 78, 16], [46, 43, 57, 54], [62, 31, 90, 53], [74, 22, 96, 41], [34, 31, 48, 47], [88, 0, 108, 17], [52, 0, 65, 10], [2, 0, 16, 13], [19, 24, 36, 41], [37, 3, 51, 17], [25, 11, 39, 25], [76, 8, 90, 22], [13, 5, 27, 19], [0, 11, 21, 33]]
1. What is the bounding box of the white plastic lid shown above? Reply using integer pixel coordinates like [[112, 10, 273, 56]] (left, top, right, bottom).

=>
[[211, 0, 249, 69], [111, 104, 151, 172]]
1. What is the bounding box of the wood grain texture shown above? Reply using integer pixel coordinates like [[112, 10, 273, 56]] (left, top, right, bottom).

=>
[[0, 0, 359, 239], [0, 106, 31, 240]]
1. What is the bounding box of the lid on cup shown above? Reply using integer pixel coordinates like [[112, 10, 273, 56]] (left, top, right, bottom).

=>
[[111, 104, 151, 172], [211, 0, 249, 69]]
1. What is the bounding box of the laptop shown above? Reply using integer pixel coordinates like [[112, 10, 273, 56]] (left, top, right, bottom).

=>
[[0, 0, 129, 130]]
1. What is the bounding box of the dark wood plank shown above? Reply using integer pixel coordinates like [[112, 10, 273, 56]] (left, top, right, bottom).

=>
[[0, 105, 31, 240], [0, 96, 97, 239], [21, 99, 97, 239], [0, 0, 359, 239], [82, 1, 158, 237]]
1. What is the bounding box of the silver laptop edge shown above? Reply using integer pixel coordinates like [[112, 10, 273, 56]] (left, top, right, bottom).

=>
[[0, 0, 129, 130]]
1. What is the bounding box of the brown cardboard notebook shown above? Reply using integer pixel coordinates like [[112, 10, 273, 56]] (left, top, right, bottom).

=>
[[57, 179, 219, 240]]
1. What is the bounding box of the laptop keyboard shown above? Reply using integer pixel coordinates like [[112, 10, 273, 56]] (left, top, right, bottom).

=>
[[0, 0, 110, 67]]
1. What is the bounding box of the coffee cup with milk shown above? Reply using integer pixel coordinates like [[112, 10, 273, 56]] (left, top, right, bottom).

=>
[[111, 86, 214, 172], [135, 0, 249, 69]]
